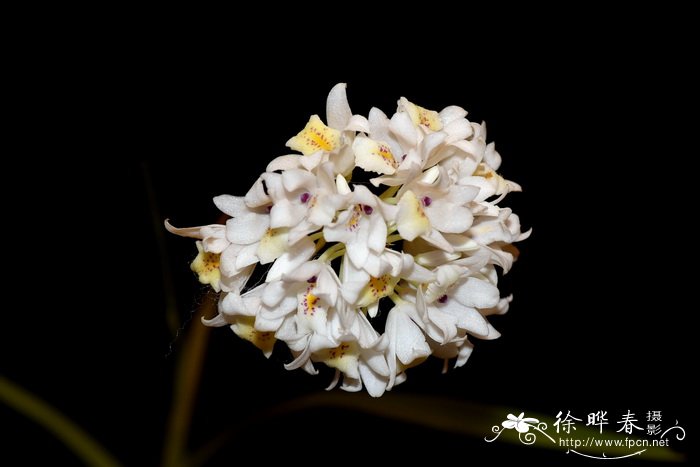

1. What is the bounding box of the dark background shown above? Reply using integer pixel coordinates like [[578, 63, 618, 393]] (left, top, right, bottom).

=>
[[1, 27, 693, 465]]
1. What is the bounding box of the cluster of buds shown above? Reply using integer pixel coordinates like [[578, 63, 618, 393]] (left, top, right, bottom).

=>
[[167, 84, 529, 396]]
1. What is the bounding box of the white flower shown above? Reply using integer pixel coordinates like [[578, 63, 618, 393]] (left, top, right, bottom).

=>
[[323, 184, 397, 276], [264, 163, 348, 243], [167, 83, 529, 396]]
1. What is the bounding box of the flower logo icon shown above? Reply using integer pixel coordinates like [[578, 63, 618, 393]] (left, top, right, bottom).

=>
[[502, 413, 540, 433]]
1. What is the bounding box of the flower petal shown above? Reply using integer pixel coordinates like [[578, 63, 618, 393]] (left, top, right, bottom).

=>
[[389, 111, 418, 150], [396, 191, 430, 241], [326, 83, 352, 131], [438, 105, 468, 125], [213, 195, 247, 218], [226, 213, 269, 245], [353, 136, 398, 175], [453, 277, 500, 309], [266, 237, 315, 282], [286, 115, 341, 155], [425, 199, 473, 233], [399, 97, 443, 131]]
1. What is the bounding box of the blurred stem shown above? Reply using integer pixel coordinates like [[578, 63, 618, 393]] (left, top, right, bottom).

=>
[[161, 292, 215, 467], [0, 376, 123, 467], [141, 161, 180, 337], [380, 184, 400, 199]]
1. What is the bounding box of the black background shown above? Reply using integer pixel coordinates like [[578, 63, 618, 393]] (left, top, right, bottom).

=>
[[1, 23, 693, 465]]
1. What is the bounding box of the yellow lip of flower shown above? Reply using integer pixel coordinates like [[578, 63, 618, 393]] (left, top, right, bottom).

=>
[[231, 316, 276, 357], [357, 274, 399, 308], [400, 97, 443, 131], [257, 227, 288, 264], [352, 136, 398, 175], [315, 342, 359, 378], [286, 114, 342, 155], [190, 241, 221, 291]]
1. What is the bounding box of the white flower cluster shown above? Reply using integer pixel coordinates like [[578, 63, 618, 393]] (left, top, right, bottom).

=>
[[167, 84, 529, 396]]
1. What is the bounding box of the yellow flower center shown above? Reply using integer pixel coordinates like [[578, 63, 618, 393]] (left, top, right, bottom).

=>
[[357, 274, 399, 308], [301, 286, 320, 316], [346, 204, 363, 232]]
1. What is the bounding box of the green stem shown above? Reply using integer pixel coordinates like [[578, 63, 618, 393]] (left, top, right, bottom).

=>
[[162, 292, 215, 467], [386, 234, 403, 244], [388, 293, 403, 304], [307, 231, 324, 241], [0, 376, 123, 467], [314, 238, 326, 254], [380, 184, 400, 200], [318, 242, 345, 263]]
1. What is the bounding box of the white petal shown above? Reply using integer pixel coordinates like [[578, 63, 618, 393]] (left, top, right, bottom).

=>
[[213, 195, 247, 218], [369, 107, 403, 157], [425, 200, 473, 233], [281, 169, 316, 192], [396, 191, 430, 241], [299, 151, 323, 171], [226, 213, 269, 245], [426, 306, 459, 342], [359, 361, 387, 398], [262, 281, 286, 307], [388, 305, 431, 366], [269, 199, 307, 228], [454, 339, 474, 368], [346, 114, 369, 133], [439, 105, 468, 124], [367, 214, 387, 254], [244, 177, 272, 207], [221, 292, 249, 316], [340, 376, 362, 393], [200, 226, 229, 254], [326, 83, 352, 131], [420, 132, 447, 163], [389, 111, 418, 150], [400, 254, 435, 283], [234, 243, 259, 270], [266, 154, 302, 172], [484, 142, 502, 170], [443, 118, 473, 143], [414, 250, 461, 268], [453, 277, 500, 309], [266, 237, 315, 282], [164, 220, 205, 239], [335, 174, 351, 195], [419, 229, 453, 252], [219, 243, 243, 276], [201, 313, 229, 327], [346, 239, 370, 270], [438, 300, 489, 336]]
